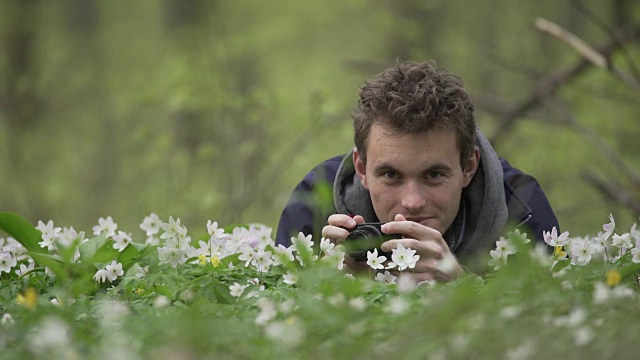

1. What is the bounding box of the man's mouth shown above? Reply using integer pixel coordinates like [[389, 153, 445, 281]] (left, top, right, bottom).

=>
[[405, 216, 433, 224]]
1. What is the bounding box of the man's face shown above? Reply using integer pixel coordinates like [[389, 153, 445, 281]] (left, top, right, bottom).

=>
[[354, 124, 479, 235]]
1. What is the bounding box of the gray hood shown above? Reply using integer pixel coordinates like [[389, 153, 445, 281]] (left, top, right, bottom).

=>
[[333, 129, 508, 266]]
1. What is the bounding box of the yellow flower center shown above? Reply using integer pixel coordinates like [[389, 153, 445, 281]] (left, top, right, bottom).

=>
[[606, 270, 621, 287], [17, 288, 38, 310]]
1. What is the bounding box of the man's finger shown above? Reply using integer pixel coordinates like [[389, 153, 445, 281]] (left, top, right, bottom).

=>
[[327, 214, 357, 229]]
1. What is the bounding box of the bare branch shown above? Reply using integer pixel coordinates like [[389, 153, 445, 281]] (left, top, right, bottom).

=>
[[535, 18, 607, 68], [489, 23, 640, 145], [535, 17, 640, 93], [570, 0, 640, 81]]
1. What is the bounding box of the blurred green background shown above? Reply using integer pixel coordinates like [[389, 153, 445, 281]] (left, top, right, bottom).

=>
[[1, 0, 639, 238]]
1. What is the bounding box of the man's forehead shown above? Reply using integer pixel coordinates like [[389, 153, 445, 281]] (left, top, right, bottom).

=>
[[368, 123, 458, 141], [364, 125, 461, 166]]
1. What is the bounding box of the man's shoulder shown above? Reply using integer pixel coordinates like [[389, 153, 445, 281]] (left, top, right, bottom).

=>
[[309, 154, 347, 176], [296, 154, 347, 189], [499, 158, 541, 186], [498, 157, 560, 238], [319, 154, 347, 168], [499, 157, 522, 176]]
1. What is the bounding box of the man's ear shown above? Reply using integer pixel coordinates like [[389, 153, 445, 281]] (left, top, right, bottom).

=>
[[353, 148, 369, 190], [462, 146, 480, 188]]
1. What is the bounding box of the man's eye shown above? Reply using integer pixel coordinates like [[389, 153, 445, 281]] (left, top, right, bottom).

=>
[[383, 171, 397, 179], [428, 172, 442, 180]]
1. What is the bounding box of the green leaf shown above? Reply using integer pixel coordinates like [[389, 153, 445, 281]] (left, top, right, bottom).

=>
[[30, 252, 66, 281], [0, 213, 66, 278], [78, 232, 109, 264], [91, 240, 120, 264], [0, 212, 46, 254], [220, 253, 240, 266], [211, 281, 235, 304], [551, 258, 571, 273], [154, 285, 174, 299], [618, 262, 640, 280], [117, 244, 141, 270]]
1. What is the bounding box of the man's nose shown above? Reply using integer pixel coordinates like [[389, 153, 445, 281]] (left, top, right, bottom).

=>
[[400, 182, 425, 211]]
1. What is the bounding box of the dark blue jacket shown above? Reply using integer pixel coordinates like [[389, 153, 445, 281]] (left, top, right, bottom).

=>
[[276, 154, 559, 249]]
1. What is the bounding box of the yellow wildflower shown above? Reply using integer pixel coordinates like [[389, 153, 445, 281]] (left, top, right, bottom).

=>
[[210, 255, 221, 268], [554, 246, 566, 258], [606, 270, 621, 287], [17, 288, 38, 310], [198, 254, 208, 265]]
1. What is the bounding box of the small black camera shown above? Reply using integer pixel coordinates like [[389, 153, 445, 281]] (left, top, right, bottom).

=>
[[343, 222, 400, 261]]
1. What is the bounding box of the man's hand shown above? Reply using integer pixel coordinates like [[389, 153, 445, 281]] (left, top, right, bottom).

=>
[[321, 214, 369, 272], [380, 214, 464, 282]]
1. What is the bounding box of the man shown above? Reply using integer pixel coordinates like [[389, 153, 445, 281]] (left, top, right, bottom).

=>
[[276, 60, 559, 282]]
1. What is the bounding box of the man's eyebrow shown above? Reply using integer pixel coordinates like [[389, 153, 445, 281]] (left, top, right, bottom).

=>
[[423, 162, 454, 172], [372, 162, 454, 173], [372, 163, 398, 172]]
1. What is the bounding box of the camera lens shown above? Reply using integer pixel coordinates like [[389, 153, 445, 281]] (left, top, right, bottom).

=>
[[344, 223, 390, 261], [347, 224, 383, 240]]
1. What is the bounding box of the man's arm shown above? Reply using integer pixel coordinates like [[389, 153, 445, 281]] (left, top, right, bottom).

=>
[[275, 155, 344, 247], [501, 158, 560, 243]]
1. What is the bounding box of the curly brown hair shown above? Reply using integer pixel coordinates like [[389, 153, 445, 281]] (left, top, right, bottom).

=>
[[352, 60, 476, 166]]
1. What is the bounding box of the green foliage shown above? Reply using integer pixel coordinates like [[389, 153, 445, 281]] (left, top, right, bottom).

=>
[[1, 212, 640, 358], [0, 213, 43, 254]]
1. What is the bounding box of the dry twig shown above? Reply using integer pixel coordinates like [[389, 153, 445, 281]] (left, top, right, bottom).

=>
[[535, 17, 640, 93]]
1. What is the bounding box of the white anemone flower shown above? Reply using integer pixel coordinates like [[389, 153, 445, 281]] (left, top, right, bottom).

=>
[[93, 216, 118, 237], [272, 244, 295, 266], [366, 248, 386, 270], [157, 246, 187, 268], [386, 244, 419, 271], [0, 251, 17, 273], [251, 249, 274, 272], [140, 213, 161, 236], [543, 227, 570, 247], [488, 249, 507, 270], [15, 262, 35, 278], [36, 220, 62, 251], [229, 282, 247, 298], [612, 233, 632, 248], [283, 270, 298, 285], [495, 237, 516, 256], [292, 232, 314, 251], [602, 214, 615, 240], [160, 216, 186, 240], [206, 220, 225, 238], [375, 270, 397, 284], [93, 269, 114, 283], [319, 238, 335, 254], [2, 313, 14, 326], [57, 227, 84, 247], [570, 237, 596, 265], [112, 231, 132, 252], [631, 244, 640, 264], [106, 261, 124, 280]]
